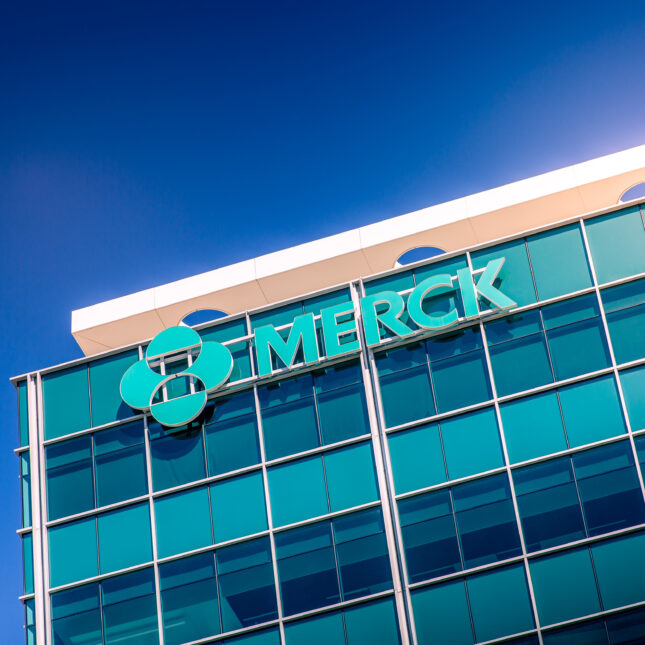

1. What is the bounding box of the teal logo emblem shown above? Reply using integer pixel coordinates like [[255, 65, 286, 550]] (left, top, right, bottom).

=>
[[120, 326, 233, 427]]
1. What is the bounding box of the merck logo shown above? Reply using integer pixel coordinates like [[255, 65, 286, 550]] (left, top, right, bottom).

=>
[[120, 326, 233, 427]]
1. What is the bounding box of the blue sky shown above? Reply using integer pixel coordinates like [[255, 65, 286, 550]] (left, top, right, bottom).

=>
[[2, 0, 645, 638]]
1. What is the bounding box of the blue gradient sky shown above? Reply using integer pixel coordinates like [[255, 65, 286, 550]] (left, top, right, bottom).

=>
[[3, 1, 645, 639]]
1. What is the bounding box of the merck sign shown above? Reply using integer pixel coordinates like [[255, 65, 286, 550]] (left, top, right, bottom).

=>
[[121, 258, 515, 426]]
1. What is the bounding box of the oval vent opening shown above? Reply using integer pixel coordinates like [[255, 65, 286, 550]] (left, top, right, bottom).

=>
[[395, 246, 445, 267], [619, 182, 645, 203], [181, 309, 228, 327]]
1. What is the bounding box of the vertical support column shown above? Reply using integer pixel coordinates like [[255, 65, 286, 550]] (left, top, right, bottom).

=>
[[349, 281, 412, 645], [29, 374, 47, 645]]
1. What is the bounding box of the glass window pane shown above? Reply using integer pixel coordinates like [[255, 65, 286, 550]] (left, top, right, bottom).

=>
[[529, 547, 600, 626], [94, 422, 147, 507], [98, 503, 152, 574], [23, 533, 34, 595], [89, 350, 139, 427], [260, 375, 319, 460], [21, 451, 31, 528], [430, 346, 492, 413], [216, 537, 278, 631], [200, 318, 252, 383], [344, 597, 401, 645], [223, 627, 281, 645], [46, 436, 94, 521], [500, 390, 567, 463], [268, 456, 328, 527], [591, 531, 645, 611], [284, 610, 344, 645], [487, 326, 552, 396], [573, 441, 645, 536], [388, 424, 446, 494], [159, 552, 220, 645], [542, 618, 608, 645], [411, 579, 473, 645], [324, 442, 378, 512], [149, 423, 206, 491], [102, 568, 158, 645], [467, 564, 535, 642], [316, 382, 369, 445], [559, 376, 626, 448], [603, 278, 645, 364], [333, 508, 392, 600], [49, 518, 98, 587], [275, 521, 340, 616], [440, 407, 504, 480], [18, 380, 29, 448], [606, 605, 645, 644], [453, 473, 522, 568], [154, 487, 213, 558], [544, 310, 611, 381], [620, 365, 645, 431], [414, 255, 469, 319], [585, 206, 645, 284], [472, 238, 537, 308], [527, 224, 592, 300], [51, 584, 102, 645], [398, 489, 461, 583], [513, 457, 586, 551], [43, 365, 91, 440], [205, 392, 260, 476], [378, 365, 435, 428], [210, 471, 267, 542]]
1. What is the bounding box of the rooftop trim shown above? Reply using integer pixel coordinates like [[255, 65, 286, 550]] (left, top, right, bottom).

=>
[[72, 145, 645, 355]]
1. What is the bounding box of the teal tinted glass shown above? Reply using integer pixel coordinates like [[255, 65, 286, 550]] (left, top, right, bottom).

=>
[[324, 442, 378, 512], [411, 579, 473, 645], [98, 503, 152, 573], [224, 628, 281, 645], [94, 422, 147, 507], [46, 436, 94, 521], [89, 350, 139, 427], [43, 365, 91, 440], [216, 537, 277, 631], [388, 423, 446, 494], [102, 568, 158, 645], [527, 224, 592, 300], [205, 392, 261, 476], [159, 552, 219, 645], [21, 451, 31, 527], [414, 255, 469, 319], [467, 564, 534, 642], [23, 533, 34, 595], [268, 455, 328, 526], [472, 237, 536, 308], [259, 375, 320, 460], [155, 487, 212, 558], [210, 471, 267, 542], [429, 328, 492, 413], [486, 313, 553, 396], [149, 422, 206, 491], [285, 610, 344, 645], [602, 278, 645, 364], [530, 547, 600, 626], [378, 364, 434, 427], [542, 295, 611, 380], [559, 375, 626, 447], [49, 518, 98, 587], [441, 407, 503, 480], [585, 206, 645, 284], [591, 531, 645, 611], [500, 390, 566, 463], [364, 269, 414, 295], [619, 365, 645, 431], [314, 362, 369, 444], [51, 583, 101, 645], [18, 380, 29, 447], [344, 596, 401, 644]]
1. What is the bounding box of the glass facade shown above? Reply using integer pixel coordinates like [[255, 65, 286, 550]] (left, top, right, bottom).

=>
[[14, 201, 645, 644]]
